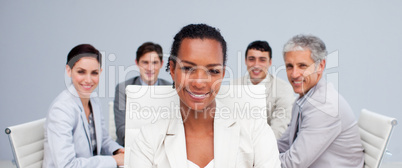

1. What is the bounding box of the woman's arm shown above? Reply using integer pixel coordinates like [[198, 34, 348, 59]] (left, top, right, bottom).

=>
[[252, 118, 281, 168], [98, 107, 124, 155], [130, 127, 155, 167]]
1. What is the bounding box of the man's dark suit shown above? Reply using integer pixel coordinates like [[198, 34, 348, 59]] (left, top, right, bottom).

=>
[[114, 76, 171, 146]]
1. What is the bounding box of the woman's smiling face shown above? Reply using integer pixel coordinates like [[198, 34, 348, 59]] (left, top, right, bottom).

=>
[[170, 38, 225, 111], [66, 57, 101, 98]]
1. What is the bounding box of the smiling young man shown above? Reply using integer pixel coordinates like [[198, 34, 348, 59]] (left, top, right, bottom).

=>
[[277, 35, 364, 168], [234, 40, 294, 139], [113, 42, 171, 146]]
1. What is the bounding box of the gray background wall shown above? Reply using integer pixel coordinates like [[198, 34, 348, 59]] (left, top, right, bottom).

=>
[[1, 0, 401, 162]]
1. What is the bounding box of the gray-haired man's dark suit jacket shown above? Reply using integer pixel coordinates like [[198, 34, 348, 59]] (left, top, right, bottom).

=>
[[114, 76, 171, 146]]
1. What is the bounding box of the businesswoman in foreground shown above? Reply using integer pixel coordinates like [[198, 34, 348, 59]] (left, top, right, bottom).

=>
[[130, 24, 280, 168], [43, 44, 124, 167]]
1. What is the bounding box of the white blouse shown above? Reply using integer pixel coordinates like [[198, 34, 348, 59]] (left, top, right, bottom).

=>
[[187, 159, 214, 168]]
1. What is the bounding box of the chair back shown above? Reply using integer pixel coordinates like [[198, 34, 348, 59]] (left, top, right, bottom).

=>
[[5, 118, 46, 168], [358, 109, 397, 168], [109, 101, 117, 141]]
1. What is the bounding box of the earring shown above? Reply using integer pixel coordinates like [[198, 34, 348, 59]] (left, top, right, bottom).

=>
[[172, 81, 175, 89]]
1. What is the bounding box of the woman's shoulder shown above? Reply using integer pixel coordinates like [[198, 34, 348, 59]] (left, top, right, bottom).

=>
[[50, 89, 76, 107], [47, 88, 81, 118]]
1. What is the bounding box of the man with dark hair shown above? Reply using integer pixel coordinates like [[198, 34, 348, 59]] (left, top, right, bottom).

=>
[[234, 40, 294, 139], [114, 42, 171, 146]]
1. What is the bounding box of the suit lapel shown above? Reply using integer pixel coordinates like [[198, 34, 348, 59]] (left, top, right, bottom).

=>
[[69, 85, 94, 154], [164, 114, 188, 167], [73, 95, 92, 153], [133, 76, 141, 85], [92, 99, 103, 155], [162, 101, 241, 167], [214, 103, 240, 168], [265, 75, 274, 117], [288, 104, 300, 144], [156, 79, 162, 85], [265, 75, 273, 97]]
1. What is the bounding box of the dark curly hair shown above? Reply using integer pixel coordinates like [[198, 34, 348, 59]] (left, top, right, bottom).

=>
[[166, 23, 227, 72]]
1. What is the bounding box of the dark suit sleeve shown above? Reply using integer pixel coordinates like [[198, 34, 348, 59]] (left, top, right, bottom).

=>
[[114, 82, 127, 146], [158, 78, 172, 85]]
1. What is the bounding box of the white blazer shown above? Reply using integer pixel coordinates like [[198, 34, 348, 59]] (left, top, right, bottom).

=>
[[129, 101, 281, 168], [43, 85, 122, 168]]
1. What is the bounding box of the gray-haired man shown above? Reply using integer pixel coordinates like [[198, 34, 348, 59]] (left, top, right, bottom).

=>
[[277, 34, 364, 168]]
